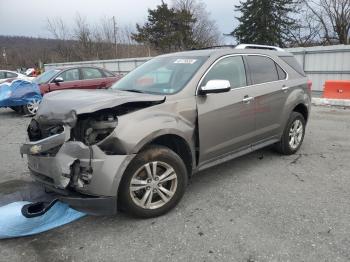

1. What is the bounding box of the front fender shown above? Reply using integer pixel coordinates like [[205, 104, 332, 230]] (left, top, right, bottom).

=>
[[118, 112, 195, 154], [94, 95, 197, 157]]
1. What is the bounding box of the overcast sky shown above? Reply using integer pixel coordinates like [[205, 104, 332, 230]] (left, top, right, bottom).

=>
[[0, 0, 239, 43]]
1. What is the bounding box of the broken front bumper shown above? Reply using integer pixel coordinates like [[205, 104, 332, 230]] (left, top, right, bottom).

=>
[[20, 126, 136, 215]]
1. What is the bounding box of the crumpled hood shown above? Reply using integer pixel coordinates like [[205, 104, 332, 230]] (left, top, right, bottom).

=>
[[35, 89, 165, 125]]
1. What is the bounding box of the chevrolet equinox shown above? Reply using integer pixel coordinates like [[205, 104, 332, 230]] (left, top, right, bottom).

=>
[[21, 44, 311, 218]]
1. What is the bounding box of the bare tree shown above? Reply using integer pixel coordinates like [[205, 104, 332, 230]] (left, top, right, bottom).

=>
[[92, 17, 116, 58], [304, 0, 350, 44], [46, 14, 154, 61], [73, 14, 96, 60], [286, 2, 322, 47], [172, 0, 222, 47], [46, 17, 73, 61]]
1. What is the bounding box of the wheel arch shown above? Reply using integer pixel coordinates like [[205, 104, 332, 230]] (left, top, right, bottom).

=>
[[137, 133, 195, 177], [292, 103, 309, 122]]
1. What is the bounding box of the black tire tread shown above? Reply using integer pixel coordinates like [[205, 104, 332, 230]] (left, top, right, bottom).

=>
[[275, 112, 306, 155], [118, 145, 188, 218]]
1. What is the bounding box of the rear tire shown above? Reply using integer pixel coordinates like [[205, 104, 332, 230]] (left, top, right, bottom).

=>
[[22, 97, 41, 115], [118, 145, 188, 218], [275, 112, 306, 155]]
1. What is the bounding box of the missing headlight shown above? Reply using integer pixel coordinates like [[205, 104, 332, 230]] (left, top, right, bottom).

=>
[[72, 113, 118, 145]]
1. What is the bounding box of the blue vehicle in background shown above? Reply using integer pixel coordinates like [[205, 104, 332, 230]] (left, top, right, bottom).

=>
[[0, 80, 42, 115]]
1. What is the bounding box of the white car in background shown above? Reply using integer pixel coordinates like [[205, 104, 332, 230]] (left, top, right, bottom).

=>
[[0, 70, 34, 84]]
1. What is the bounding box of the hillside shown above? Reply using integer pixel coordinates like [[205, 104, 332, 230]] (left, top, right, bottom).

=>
[[0, 35, 153, 70]]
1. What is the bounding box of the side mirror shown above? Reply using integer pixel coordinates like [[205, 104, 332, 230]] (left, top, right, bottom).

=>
[[53, 77, 64, 84], [200, 80, 231, 95]]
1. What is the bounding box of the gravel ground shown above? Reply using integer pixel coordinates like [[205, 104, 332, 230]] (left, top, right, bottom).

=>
[[0, 106, 350, 262]]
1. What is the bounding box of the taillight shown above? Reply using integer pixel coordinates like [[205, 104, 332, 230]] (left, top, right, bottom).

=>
[[307, 80, 312, 92]]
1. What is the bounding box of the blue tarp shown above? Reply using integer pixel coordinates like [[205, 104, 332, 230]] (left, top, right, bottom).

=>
[[0, 181, 86, 239], [0, 80, 42, 108], [0, 201, 86, 239]]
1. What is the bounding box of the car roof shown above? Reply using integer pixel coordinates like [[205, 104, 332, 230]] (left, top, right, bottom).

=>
[[160, 47, 293, 58], [0, 70, 19, 73], [53, 65, 110, 71]]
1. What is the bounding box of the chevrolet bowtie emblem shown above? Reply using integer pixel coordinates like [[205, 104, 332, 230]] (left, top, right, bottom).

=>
[[30, 145, 42, 154]]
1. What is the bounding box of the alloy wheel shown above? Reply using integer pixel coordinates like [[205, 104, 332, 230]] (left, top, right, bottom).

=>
[[129, 161, 178, 210], [289, 119, 304, 150], [26, 98, 41, 115]]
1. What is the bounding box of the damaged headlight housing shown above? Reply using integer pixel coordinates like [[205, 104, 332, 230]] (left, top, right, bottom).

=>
[[72, 113, 118, 145]]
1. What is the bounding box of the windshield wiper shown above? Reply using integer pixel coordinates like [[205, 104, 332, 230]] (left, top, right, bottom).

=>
[[121, 89, 145, 94]]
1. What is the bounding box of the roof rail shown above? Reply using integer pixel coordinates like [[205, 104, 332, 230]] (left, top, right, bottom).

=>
[[193, 45, 237, 50], [235, 44, 285, 52]]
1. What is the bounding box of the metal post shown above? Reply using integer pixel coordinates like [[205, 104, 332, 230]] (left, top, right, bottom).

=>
[[113, 16, 118, 59]]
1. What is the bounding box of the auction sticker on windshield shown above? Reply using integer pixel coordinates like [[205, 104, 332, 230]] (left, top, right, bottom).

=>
[[174, 59, 197, 64]]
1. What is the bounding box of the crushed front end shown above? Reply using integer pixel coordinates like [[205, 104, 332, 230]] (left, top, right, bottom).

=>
[[20, 109, 136, 215]]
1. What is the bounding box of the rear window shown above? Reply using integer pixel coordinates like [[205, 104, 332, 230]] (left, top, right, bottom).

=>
[[279, 56, 306, 76], [246, 55, 279, 85]]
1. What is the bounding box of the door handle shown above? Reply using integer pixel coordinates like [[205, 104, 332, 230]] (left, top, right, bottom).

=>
[[242, 96, 254, 103], [282, 85, 290, 91]]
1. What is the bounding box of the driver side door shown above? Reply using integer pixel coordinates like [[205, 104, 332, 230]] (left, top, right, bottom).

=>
[[196, 55, 256, 166]]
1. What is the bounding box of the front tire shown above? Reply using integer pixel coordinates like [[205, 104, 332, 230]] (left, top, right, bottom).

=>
[[118, 145, 188, 218], [275, 112, 306, 155]]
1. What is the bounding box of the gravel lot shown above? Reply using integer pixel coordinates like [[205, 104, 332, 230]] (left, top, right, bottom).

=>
[[0, 106, 350, 262]]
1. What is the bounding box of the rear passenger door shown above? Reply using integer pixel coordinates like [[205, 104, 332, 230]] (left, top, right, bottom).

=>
[[244, 55, 288, 144], [80, 67, 106, 89]]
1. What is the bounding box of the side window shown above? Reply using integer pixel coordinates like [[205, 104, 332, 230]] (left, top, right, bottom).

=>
[[81, 68, 103, 80], [6, 72, 17, 78], [0, 72, 6, 79], [279, 56, 306, 76], [202, 56, 247, 88], [59, 69, 80, 82], [103, 70, 115, 77], [275, 63, 287, 80], [246, 56, 279, 85]]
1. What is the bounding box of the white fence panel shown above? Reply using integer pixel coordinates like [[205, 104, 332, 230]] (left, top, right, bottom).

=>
[[45, 45, 350, 92]]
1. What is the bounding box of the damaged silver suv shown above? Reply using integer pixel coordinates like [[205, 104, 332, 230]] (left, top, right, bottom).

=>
[[21, 45, 311, 218]]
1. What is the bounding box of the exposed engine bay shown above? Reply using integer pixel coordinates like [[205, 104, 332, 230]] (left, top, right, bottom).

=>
[[27, 101, 164, 147]]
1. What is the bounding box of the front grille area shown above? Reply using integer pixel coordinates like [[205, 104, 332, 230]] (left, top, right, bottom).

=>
[[28, 119, 64, 142]]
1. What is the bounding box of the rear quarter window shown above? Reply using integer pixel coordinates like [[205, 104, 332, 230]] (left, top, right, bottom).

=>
[[279, 56, 306, 76]]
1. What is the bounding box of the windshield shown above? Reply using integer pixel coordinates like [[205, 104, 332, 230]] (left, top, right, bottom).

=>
[[33, 69, 60, 84], [111, 56, 207, 95]]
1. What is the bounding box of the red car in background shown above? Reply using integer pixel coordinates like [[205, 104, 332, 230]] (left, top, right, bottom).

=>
[[34, 66, 121, 94]]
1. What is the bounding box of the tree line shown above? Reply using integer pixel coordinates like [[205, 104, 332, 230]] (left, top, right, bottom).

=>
[[1, 0, 349, 69], [232, 0, 350, 47]]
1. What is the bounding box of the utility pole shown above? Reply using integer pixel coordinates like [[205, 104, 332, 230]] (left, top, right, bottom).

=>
[[112, 16, 118, 59], [2, 47, 7, 66]]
